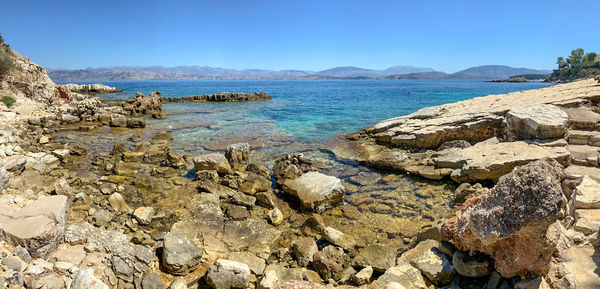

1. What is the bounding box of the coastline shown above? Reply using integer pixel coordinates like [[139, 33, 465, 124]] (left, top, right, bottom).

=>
[[0, 50, 599, 289]]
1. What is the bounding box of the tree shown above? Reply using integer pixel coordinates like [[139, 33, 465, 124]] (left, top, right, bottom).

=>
[[556, 57, 567, 69], [0, 33, 3, 45], [567, 48, 585, 68]]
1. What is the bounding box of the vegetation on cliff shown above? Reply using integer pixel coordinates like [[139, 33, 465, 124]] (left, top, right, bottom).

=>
[[546, 48, 600, 82], [0, 33, 14, 76]]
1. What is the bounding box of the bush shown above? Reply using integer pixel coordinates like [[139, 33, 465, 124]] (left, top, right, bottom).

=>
[[1, 95, 15, 108], [0, 48, 13, 75]]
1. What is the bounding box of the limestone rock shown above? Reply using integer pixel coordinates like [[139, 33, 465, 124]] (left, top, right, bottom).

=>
[[272, 153, 316, 182], [239, 174, 271, 195], [126, 117, 146, 128], [451, 250, 490, 278], [169, 278, 188, 289], [141, 272, 167, 289], [133, 206, 155, 225], [573, 176, 600, 209], [352, 266, 373, 286], [369, 264, 427, 289], [322, 227, 356, 250], [451, 183, 486, 205], [109, 113, 127, 127], [1, 155, 27, 173], [443, 159, 565, 277], [0, 195, 67, 258], [225, 143, 250, 170], [259, 264, 303, 289], [206, 259, 251, 289], [352, 243, 396, 272], [0, 167, 7, 193], [273, 281, 327, 289], [162, 232, 203, 275], [123, 91, 163, 116], [227, 251, 266, 275], [312, 245, 347, 281], [194, 153, 232, 174], [574, 209, 600, 235], [506, 104, 568, 140], [410, 248, 455, 286], [70, 269, 109, 289], [107, 193, 133, 213], [282, 172, 344, 213], [163, 92, 271, 103], [268, 208, 283, 226], [291, 237, 318, 267], [64, 83, 122, 94]]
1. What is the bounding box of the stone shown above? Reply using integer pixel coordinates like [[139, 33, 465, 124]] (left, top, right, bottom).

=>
[[141, 272, 167, 289], [27, 272, 65, 289], [225, 204, 249, 220], [225, 143, 250, 170], [282, 172, 345, 213], [126, 117, 146, 128], [114, 161, 140, 177], [273, 281, 327, 289], [123, 151, 144, 162], [169, 277, 188, 289], [194, 153, 232, 175], [506, 104, 568, 140], [574, 209, 600, 235], [222, 219, 281, 254], [133, 207, 155, 225], [227, 252, 266, 275], [123, 91, 162, 115], [410, 248, 454, 286], [352, 266, 373, 286], [439, 140, 471, 150], [369, 264, 427, 289], [269, 208, 284, 226], [196, 170, 219, 183], [162, 232, 203, 275], [109, 113, 127, 127], [39, 135, 49, 144], [396, 239, 440, 264], [107, 193, 133, 213], [239, 174, 271, 195], [514, 277, 551, 289], [231, 192, 256, 208], [47, 244, 86, 265], [443, 159, 564, 277], [352, 243, 396, 272], [1, 257, 24, 272], [573, 176, 600, 209], [291, 237, 318, 267], [312, 245, 347, 281], [206, 259, 251, 289], [259, 264, 303, 289], [322, 227, 356, 250], [70, 269, 109, 289], [451, 183, 485, 205], [0, 195, 67, 258], [272, 153, 316, 182], [12, 247, 31, 263], [1, 155, 27, 173], [0, 168, 7, 193], [451, 250, 490, 278]]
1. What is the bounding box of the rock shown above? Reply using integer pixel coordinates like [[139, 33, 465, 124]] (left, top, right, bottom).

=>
[[107, 193, 133, 213], [273, 281, 327, 289], [239, 174, 271, 195], [27, 272, 65, 289], [196, 170, 219, 183], [169, 278, 188, 289], [352, 266, 373, 286], [432, 139, 570, 182], [39, 135, 49, 144], [162, 232, 203, 275], [396, 239, 440, 265], [151, 131, 173, 145], [573, 176, 600, 209], [225, 204, 249, 220], [439, 140, 471, 150], [12, 246, 31, 263], [225, 143, 250, 170], [269, 208, 284, 226], [369, 264, 427, 289], [114, 161, 140, 176], [451, 183, 486, 205], [0, 168, 7, 193], [2, 269, 24, 287], [127, 117, 146, 128], [123, 151, 144, 162], [227, 252, 266, 275], [70, 269, 109, 289], [206, 259, 251, 289], [312, 245, 347, 281], [574, 209, 600, 235], [282, 172, 345, 213], [141, 272, 167, 289], [245, 162, 271, 179], [1, 155, 27, 173], [123, 91, 163, 115], [0, 195, 67, 258], [443, 159, 564, 277], [163, 92, 271, 103], [410, 248, 455, 286], [91, 209, 112, 227], [506, 104, 568, 140], [1, 256, 24, 272], [322, 227, 356, 250], [272, 153, 316, 182], [193, 153, 232, 175], [109, 113, 127, 127], [64, 83, 122, 94], [514, 276, 551, 289], [352, 243, 396, 272], [47, 244, 86, 265], [259, 264, 303, 289], [291, 237, 318, 267], [231, 192, 256, 208], [222, 219, 281, 254], [133, 207, 155, 225]]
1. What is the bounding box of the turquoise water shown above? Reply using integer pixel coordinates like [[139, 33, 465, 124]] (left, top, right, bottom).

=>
[[84, 80, 551, 143]]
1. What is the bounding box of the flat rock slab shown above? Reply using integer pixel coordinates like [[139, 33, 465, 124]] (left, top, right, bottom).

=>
[[283, 172, 345, 213], [506, 104, 568, 140], [573, 176, 600, 209], [433, 140, 570, 182], [559, 247, 600, 288], [0, 195, 67, 258], [565, 165, 600, 181]]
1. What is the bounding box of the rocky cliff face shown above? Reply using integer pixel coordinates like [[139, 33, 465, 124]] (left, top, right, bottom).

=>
[[0, 49, 56, 103]]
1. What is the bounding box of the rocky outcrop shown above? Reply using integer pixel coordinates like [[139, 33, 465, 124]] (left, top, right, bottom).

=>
[[442, 159, 565, 277], [505, 104, 569, 140], [63, 83, 122, 94], [0, 195, 67, 258], [122, 91, 163, 116], [0, 49, 56, 103], [162, 92, 271, 102]]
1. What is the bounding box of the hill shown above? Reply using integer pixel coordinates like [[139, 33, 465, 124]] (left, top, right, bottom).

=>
[[546, 48, 600, 82], [450, 65, 551, 80]]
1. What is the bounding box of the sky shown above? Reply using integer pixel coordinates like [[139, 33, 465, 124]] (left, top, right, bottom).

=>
[[1, 0, 598, 73]]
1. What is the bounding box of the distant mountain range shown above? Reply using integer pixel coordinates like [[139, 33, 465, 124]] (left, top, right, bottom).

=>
[[47, 64, 551, 82]]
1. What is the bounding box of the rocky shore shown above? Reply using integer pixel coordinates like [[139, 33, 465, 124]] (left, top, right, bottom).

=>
[[63, 83, 123, 95], [162, 92, 271, 103], [0, 45, 598, 289]]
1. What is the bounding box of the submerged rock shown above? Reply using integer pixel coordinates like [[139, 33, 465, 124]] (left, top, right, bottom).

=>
[[282, 172, 344, 213], [442, 159, 565, 277], [352, 243, 396, 272]]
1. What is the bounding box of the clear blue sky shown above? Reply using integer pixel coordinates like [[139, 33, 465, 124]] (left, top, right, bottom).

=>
[[1, 0, 598, 73]]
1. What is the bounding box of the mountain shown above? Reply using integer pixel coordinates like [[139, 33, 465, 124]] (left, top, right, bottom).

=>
[[449, 65, 552, 80], [385, 71, 449, 80], [317, 65, 434, 77]]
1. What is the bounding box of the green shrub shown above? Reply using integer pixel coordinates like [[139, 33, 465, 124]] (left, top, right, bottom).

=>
[[1, 95, 15, 108], [0, 48, 13, 75]]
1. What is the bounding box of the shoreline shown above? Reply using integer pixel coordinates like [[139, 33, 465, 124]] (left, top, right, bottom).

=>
[[0, 50, 599, 289]]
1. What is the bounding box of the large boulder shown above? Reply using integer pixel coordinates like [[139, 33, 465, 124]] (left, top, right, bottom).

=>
[[123, 91, 163, 116], [206, 259, 251, 289], [442, 159, 565, 277], [282, 172, 344, 213], [162, 232, 204, 275], [506, 104, 569, 140], [0, 195, 67, 258]]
